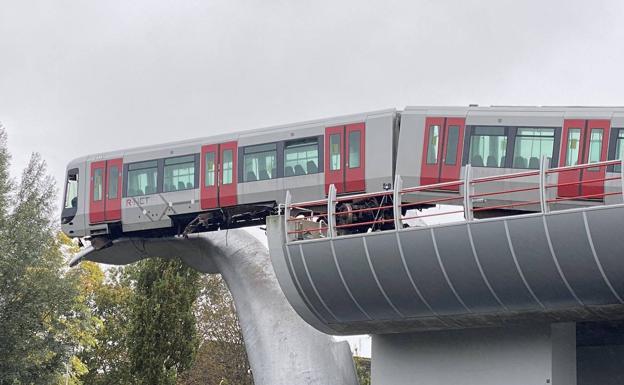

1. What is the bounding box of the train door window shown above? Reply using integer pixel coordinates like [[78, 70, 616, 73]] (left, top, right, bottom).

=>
[[285, 138, 319, 176], [64, 170, 79, 209], [348, 131, 361, 168], [329, 134, 341, 171], [444, 125, 459, 165], [513, 128, 555, 169], [587, 129, 603, 164], [127, 160, 158, 196], [108, 166, 119, 199], [243, 143, 277, 182], [93, 168, 103, 201], [164, 155, 195, 192], [565, 128, 582, 166], [205, 152, 216, 186], [469, 126, 507, 167], [426, 125, 440, 164], [614, 130, 624, 172], [222, 149, 233, 184]]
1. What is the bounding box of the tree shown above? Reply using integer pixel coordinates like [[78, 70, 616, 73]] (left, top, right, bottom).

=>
[[178, 274, 253, 385], [74, 262, 134, 385], [0, 145, 83, 384], [354, 356, 371, 385], [127, 258, 201, 385]]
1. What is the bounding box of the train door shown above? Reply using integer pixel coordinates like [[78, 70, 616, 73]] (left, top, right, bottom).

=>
[[200, 141, 238, 209], [558, 119, 610, 199], [325, 123, 366, 194], [420, 117, 465, 190], [89, 158, 122, 224]]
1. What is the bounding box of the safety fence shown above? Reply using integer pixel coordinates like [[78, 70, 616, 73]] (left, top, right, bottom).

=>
[[283, 158, 624, 242]]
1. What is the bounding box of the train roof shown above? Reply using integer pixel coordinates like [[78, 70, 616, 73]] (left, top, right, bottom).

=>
[[67, 105, 624, 168]]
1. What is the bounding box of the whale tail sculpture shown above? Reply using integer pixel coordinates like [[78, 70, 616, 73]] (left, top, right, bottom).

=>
[[70, 229, 360, 385]]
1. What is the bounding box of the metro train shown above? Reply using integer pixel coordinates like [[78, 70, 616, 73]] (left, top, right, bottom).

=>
[[61, 106, 624, 245]]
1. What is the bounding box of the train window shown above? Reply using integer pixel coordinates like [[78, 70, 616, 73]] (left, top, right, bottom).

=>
[[164, 155, 196, 192], [285, 138, 319, 176], [127, 160, 158, 197], [205, 152, 216, 186], [512, 128, 555, 169], [588, 129, 603, 164], [329, 134, 341, 171], [108, 166, 119, 199], [348, 131, 361, 168], [469, 127, 507, 168], [426, 125, 440, 164], [444, 125, 459, 165], [243, 143, 276, 182], [614, 130, 624, 172], [93, 168, 103, 201], [565, 128, 582, 166], [64, 170, 78, 209], [222, 149, 233, 184]]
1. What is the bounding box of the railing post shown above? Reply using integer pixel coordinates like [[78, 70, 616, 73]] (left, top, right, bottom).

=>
[[539, 155, 550, 214], [284, 190, 292, 242], [393, 174, 403, 230], [327, 184, 337, 238], [463, 164, 473, 221]]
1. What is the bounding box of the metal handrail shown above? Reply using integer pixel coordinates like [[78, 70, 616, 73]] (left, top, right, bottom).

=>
[[284, 157, 624, 242]]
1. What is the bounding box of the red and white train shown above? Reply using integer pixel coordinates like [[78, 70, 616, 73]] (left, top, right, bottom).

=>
[[61, 106, 624, 243]]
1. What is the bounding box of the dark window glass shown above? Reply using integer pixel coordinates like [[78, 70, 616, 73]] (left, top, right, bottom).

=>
[[565, 128, 582, 166], [426, 125, 440, 164], [243, 144, 276, 182], [469, 126, 507, 168], [127, 160, 158, 196], [285, 138, 319, 176], [93, 168, 103, 201], [64, 171, 78, 209], [513, 128, 555, 169], [588, 129, 603, 164], [444, 125, 459, 165], [329, 134, 341, 171], [108, 166, 119, 199], [222, 150, 233, 184], [164, 155, 195, 192], [205, 152, 215, 186], [348, 131, 361, 168], [614, 130, 624, 172]]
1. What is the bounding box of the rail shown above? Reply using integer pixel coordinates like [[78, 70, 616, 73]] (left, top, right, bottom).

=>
[[284, 158, 624, 242]]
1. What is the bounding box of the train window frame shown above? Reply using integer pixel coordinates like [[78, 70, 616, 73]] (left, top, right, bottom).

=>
[[284, 137, 320, 177], [242, 142, 278, 182], [464, 126, 509, 168], [163, 154, 198, 193], [125, 160, 159, 197], [61, 168, 79, 224], [108, 165, 119, 199], [607, 128, 624, 172], [511, 127, 558, 170], [93, 168, 103, 201]]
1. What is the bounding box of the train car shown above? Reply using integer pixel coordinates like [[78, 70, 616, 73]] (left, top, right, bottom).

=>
[[61, 109, 397, 242], [397, 106, 624, 216]]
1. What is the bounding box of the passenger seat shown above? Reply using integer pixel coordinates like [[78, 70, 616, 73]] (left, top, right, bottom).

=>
[[285, 166, 295, 177], [307, 161, 318, 174]]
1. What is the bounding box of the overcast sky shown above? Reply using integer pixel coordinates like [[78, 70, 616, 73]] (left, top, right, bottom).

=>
[[2, 0, 624, 194]]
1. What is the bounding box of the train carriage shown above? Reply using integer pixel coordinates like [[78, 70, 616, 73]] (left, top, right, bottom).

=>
[[62, 105, 624, 243], [61, 109, 397, 240]]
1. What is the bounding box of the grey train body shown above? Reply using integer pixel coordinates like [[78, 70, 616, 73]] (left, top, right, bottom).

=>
[[61, 106, 624, 241]]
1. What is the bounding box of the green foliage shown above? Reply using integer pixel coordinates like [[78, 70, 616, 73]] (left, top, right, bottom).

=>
[[77, 264, 134, 385], [127, 258, 201, 385], [178, 275, 253, 385], [354, 356, 371, 385], [0, 147, 83, 384]]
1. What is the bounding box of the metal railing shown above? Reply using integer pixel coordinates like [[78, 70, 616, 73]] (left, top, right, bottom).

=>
[[284, 158, 624, 242]]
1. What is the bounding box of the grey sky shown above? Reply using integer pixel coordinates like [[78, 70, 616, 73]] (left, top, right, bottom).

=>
[[2, 0, 624, 197]]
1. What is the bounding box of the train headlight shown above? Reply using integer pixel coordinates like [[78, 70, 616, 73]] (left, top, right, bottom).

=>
[[383, 183, 392, 190]]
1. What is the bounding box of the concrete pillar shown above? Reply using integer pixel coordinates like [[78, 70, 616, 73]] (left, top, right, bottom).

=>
[[371, 323, 577, 385]]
